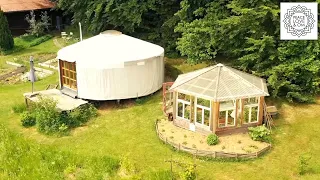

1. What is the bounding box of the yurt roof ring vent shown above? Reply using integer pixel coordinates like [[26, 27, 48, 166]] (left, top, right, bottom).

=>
[[100, 30, 122, 36]]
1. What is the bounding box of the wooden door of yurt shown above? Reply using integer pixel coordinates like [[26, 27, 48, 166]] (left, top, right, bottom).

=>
[[59, 60, 77, 90]]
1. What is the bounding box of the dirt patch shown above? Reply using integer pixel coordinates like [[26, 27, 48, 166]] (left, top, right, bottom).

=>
[[97, 99, 136, 114], [0, 67, 26, 84], [158, 120, 269, 154]]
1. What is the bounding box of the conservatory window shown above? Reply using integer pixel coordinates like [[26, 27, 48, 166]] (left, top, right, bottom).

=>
[[218, 100, 236, 128], [243, 97, 259, 124], [177, 93, 191, 120], [195, 97, 211, 128]]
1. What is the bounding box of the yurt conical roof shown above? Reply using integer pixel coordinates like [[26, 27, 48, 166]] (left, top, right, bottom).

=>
[[57, 30, 164, 69], [170, 64, 269, 102]]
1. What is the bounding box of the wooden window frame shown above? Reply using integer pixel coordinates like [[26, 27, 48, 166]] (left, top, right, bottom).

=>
[[194, 97, 211, 130], [60, 60, 77, 90]]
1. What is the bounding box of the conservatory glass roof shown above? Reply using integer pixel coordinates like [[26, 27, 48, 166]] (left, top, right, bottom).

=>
[[169, 64, 269, 102]]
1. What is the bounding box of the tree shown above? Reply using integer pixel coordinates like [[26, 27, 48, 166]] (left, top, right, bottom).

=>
[[0, 9, 14, 51], [57, 0, 181, 54], [25, 11, 51, 37], [56, 0, 320, 102], [175, 0, 320, 102]]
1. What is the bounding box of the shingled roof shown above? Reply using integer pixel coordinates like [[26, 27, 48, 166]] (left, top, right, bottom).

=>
[[170, 63, 269, 102], [0, 0, 55, 13]]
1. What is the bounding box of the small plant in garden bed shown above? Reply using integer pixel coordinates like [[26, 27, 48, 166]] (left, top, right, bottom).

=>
[[207, 134, 219, 145], [182, 141, 187, 145], [249, 145, 258, 149], [248, 125, 271, 142]]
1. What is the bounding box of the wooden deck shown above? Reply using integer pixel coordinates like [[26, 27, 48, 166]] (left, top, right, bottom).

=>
[[23, 89, 87, 111]]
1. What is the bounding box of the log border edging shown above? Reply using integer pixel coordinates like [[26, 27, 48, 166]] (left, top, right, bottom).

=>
[[155, 119, 271, 159]]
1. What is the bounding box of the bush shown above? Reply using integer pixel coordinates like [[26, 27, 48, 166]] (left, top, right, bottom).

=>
[[207, 134, 219, 145], [248, 125, 271, 142], [12, 103, 27, 113], [20, 111, 36, 127], [180, 163, 196, 180], [68, 104, 97, 127], [32, 97, 63, 134], [0, 9, 14, 50], [21, 97, 97, 135]]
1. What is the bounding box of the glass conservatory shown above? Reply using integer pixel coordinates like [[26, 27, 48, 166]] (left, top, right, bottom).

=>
[[169, 64, 269, 134]]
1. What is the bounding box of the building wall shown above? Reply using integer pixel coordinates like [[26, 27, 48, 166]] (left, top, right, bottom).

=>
[[172, 93, 267, 135], [5, 9, 66, 36], [173, 118, 211, 135]]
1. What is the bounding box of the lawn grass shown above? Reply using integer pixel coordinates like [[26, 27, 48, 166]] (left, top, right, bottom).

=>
[[1, 36, 320, 179]]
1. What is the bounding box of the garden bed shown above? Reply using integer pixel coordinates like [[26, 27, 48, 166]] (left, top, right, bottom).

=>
[[156, 120, 271, 158]]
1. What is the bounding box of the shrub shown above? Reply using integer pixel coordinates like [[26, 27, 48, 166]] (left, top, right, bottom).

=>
[[207, 134, 219, 145], [0, 9, 14, 50], [22, 97, 97, 135], [248, 125, 271, 142], [32, 97, 65, 134], [12, 103, 27, 113], [180, 163, 196, 180], [20, 111, 36, 127], [68, 103, 97, 127]]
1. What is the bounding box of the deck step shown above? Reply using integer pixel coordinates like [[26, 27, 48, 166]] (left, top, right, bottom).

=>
[[60, 87, 77, 99]]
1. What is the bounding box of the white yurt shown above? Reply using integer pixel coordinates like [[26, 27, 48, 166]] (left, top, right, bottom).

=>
[[56, 30, 164, 100]]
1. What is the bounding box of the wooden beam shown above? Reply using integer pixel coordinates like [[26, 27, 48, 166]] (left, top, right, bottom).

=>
[[235, 100, 238, 127], [190, 96, 194, 124], [58, 59, 63, 89], [172, 91, 177, 120], [211, 101, 219, 133], [240, 99, 244, 126], [258, 96, 264, 125]]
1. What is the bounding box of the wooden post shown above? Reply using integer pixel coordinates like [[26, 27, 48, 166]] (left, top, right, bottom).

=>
[[25, 97, 28, 107], [258, 96, 264, 125], [179, 143, 181, 151], [213, 151, 216, 158], [240, 99, 244, 126], [211, 101, 219, 133], [235, 100, 238, 127], [210, 100, 214, 132], [172, 91, 177, 120]]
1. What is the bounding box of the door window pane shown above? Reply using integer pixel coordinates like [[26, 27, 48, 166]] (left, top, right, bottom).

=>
[[204, 109, 210, 126], [251, 106, 258, 123], [177, 102, 183, 118], [219, 111, 226, 128]]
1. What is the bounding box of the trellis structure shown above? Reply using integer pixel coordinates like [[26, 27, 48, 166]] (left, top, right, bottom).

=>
[[169, 64, 269, 134]]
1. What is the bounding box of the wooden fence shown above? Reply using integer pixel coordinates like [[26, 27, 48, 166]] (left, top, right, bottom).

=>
[[155, 120, 271, 159]]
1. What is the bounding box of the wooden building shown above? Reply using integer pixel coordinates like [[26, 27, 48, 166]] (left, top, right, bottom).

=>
[[0, 0, 59, 34], [169, 64, 269, 134]]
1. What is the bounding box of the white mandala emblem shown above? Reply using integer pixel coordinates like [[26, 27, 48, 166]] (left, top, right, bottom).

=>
[[283, 5, 315, 37]]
